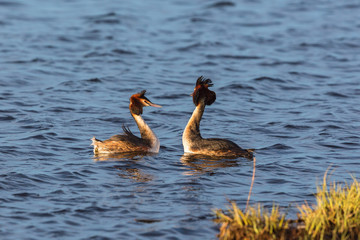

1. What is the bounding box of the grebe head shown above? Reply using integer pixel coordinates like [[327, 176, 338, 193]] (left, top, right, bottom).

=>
[[192, 76, 216, 106], [129, 90, 162, 115]]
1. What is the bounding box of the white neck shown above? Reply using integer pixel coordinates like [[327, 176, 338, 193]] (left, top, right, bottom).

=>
[[132, 113, 160, 153], [182, 103, 205, 153]]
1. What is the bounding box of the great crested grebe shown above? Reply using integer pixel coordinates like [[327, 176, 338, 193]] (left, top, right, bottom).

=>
[[182, 76, 253, 158], [91, 90, 161, 154]]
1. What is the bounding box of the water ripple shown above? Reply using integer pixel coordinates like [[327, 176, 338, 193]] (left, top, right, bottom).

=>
[[1, 0, 360, 239]]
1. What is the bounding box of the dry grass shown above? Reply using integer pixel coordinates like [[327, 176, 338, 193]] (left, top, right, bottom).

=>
[[214, 171, 360, 240]]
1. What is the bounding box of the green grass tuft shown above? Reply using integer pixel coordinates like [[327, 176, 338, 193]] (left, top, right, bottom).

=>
[[214, 171, 360, 240], [298, 171, 360, 240], [214, 202, 303, 240]]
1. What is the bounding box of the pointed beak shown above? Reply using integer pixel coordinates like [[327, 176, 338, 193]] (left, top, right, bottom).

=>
[[148, 102, 162, 108]]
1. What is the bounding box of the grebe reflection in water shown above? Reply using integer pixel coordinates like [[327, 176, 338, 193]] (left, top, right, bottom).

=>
[[180, 153, 239, 176]]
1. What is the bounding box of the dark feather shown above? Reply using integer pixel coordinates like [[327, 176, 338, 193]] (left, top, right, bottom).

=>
[[193, 76, 216, 106], [206, 89, 216, 105], [122, 125, 138, 140], [196, 76, 213, 87], [139, 90, 146, 97], [196, 76, 204, 86]]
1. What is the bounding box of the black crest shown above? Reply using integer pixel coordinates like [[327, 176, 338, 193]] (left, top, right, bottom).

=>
[[139, 90, 146, 97], [138, 90, 151, 102], [195, 76, 213, 87], [193, 76, 216, 106]]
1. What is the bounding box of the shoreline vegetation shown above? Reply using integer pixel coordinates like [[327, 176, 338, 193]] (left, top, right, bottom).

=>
[[214, 171, 360, 240]]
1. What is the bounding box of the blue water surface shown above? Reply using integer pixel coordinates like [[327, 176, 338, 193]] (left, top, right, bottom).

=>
[[1, 0, 360, 239]]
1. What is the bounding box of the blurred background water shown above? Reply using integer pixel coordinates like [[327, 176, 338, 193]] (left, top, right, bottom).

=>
[[1, 0, 360, 239]]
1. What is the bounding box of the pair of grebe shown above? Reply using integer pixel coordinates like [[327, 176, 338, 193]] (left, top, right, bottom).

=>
[[92, 76, 253, 158]]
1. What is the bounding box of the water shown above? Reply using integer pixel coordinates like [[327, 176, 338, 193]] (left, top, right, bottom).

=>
[[1, 0, 360, 239]]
